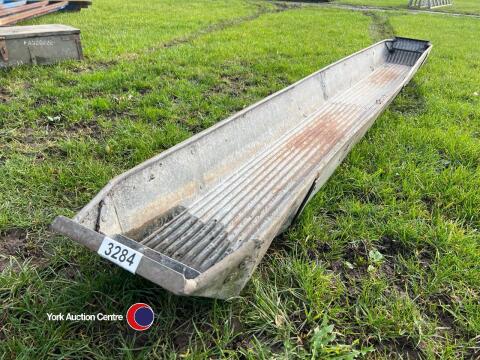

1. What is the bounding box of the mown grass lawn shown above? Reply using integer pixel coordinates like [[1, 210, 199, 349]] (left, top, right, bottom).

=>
[[333, 0, 480, 15], [442, 0, 480, 14], [0, 0, 479, 358], [334, 0, 407, 8]]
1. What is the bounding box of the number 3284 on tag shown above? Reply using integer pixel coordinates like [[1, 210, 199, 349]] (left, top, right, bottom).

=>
[[97, 237, 143, 274]]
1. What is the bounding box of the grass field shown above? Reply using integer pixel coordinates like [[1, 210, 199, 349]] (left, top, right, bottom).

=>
[[1, 0, 479, 358], [333, 0, 480, 14], [334, 0, 406, 8]]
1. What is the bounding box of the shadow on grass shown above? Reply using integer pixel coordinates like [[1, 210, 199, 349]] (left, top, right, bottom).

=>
[[390, 80, 428, 116]]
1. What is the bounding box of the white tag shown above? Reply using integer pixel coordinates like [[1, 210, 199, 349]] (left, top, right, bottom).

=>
[[97, 237, 143, 274]]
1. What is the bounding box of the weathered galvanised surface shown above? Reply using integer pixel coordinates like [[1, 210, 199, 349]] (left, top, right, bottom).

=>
[[408, 0, 452, 9], [52, 37, 432, 299]]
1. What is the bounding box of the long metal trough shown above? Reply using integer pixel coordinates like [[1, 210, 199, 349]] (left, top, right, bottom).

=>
[[52, 37, 432, 299]]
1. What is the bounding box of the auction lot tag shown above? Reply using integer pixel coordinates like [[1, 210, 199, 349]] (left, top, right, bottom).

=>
[[98, 237, 143, 274]]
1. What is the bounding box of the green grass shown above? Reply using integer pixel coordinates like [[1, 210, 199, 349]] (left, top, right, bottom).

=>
[[1, 0, 479, 358], [442, 0, 480, 14], [333, 0, 480, 14], [25, 0, 263, 60], [334, 0, 406, 7]]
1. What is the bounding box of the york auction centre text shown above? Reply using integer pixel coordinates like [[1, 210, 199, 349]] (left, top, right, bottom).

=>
[[47, 313, 123, 321]]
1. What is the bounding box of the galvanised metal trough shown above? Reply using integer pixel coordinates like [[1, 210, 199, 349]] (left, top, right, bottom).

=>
[[52, 37, 432, 299]]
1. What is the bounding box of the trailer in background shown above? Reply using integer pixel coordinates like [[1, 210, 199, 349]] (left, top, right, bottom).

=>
[[409, 0, 452, 9]]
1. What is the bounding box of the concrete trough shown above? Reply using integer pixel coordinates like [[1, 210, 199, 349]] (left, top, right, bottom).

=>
[[52, 37, 432, 299]]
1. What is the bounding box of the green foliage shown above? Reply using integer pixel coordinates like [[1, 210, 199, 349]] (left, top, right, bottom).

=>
[[309, 316, 373, 359]]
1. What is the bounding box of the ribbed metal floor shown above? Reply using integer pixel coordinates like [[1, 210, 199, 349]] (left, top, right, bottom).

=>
[[141, 59, 412, 272]]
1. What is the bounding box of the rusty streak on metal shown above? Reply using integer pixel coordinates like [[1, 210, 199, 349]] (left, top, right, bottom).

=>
[[52, 37, 432, 299]]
